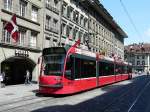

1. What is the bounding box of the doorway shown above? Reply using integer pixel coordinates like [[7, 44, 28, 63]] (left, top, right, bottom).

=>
[[1, 56, 36, 85]]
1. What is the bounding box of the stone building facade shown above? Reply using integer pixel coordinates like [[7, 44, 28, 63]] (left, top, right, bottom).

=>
[[125, 43, 150, 72], [0, 0, 127, 84], [0, 0, 43, 84]]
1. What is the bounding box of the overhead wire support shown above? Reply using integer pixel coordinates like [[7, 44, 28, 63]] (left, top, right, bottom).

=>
[[119, 0, 143, 42]]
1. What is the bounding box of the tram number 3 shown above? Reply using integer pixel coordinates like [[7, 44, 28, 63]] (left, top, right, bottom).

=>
[[15, 49, 29, 57]]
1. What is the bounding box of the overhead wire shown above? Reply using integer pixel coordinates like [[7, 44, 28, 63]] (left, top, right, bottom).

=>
[[119, 0, 144, 43]]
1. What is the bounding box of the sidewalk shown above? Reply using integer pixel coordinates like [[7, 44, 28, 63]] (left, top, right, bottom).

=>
[[0, 74, 143, 104], [132, 73, 146, 78], [0, 83, 38, 103], [132, 73, 139, 78]]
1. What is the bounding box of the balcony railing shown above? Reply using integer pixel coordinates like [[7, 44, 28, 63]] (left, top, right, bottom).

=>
[[45, 25, 59, 34], [45, 3, 59, 14], [0, 39, 40, 51]]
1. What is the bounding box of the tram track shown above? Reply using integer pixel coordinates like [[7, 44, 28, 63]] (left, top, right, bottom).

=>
[[102, 76, 150, 112], [0, 94, 55, 112], [0, 83, 134, 112], [1, 76, 148, 112], [127, 77, 150, 112], [0, 95, 36, 107]]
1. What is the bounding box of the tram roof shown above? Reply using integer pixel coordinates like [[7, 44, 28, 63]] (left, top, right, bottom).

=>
[[74, 48, 129, 65], [43, 47, 130, 65]]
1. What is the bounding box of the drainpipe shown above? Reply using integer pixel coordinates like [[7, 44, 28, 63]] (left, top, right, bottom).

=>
[[58, 0, 63, 46]]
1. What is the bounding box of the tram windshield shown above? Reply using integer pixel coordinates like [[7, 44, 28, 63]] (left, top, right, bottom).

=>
[[43, 54, 65, 76], [42, 47, 66, 76]]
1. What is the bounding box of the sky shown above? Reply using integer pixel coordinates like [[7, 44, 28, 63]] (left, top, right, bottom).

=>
[[101, 0, 150, 45]]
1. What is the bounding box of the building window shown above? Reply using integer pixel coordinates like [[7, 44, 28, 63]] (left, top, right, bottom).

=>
[[73, 28, 78, 40], [2, 23, 11, 43], [137, 61, 140, 65], [80, 15, 84, 26], [31, 6, 38, 22], [30, 31, 37, 47], [45, 15, 51, 30], [67, 6, 70, 18], [19, 0, 27, 17], [66, 25, 73, 39], [142, 56, 145, 59], [62, 2, 67, 17], [89, 19, 92, 29], [53, 19, 58, 28], [96, 37, 98, 46], [61, 23, 66, 36], [54, 0, 59, 8], [73, 11, 79, 24], [137, 55, 140, 59], [53, 39, 57, 47], [4, 0, 12, 11], [69, 7, 74, 21], [45, 36, 51, 48], [142, 61, 145, 65], [46, 0, 51, 5], [93, 22, 95, 30], [84, 18, 88, 28], [83, 33, 88, 44], [79, 31, 83, 41], [19, 28, 26, 46]]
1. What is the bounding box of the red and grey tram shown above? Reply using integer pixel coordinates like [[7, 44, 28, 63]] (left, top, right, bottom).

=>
[[39, 47, 132, 94]]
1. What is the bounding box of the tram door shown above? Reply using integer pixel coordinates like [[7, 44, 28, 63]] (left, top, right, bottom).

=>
[[96, 60, 99, 86]]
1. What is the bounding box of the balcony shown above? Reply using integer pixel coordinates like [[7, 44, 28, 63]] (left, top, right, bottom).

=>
[[45, 3, 59, 14], [45, 26, 59, 34], [0, 39, 41, 52]]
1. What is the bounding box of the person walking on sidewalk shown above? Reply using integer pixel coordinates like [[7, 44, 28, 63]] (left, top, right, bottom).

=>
[[25, 70, 30, 85], [0, 72, 5, 88], [2, 71, 5, 87], [147, 70, 150, 77], [0, 72, 3, 88]]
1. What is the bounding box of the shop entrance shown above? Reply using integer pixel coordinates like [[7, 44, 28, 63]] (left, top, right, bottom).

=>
[[1, 57, 36, 85]]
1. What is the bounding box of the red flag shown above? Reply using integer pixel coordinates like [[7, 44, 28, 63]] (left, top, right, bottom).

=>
[[4, 14, 19, 42], [62, 39, 80, 80], [67, 39, 80, 54]]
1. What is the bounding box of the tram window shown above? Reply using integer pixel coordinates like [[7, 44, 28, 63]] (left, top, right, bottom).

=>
[[123, 65, 128, 74], [120, 65, 124, 74], [120, 66, 123, 74], [115, 64, 120, 75], [74, 57, 96, 79], [65, 57, 74, 80], [81, 59, 96, 78], [128, 66, 132, 73], [44, 63, 62, 76], [99, 61, 114, 76], [115, 64, 124, 74], [74, 58, 81, 79], [125, 66, 128, 74]]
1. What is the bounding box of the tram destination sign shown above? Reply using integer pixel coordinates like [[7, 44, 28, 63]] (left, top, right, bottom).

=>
[[15, 49, 29, 57]]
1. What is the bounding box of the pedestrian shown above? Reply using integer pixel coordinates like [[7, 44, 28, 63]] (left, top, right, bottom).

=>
[[147, 71, 149, 77], [25, 70, 30, 85], [1, 71, 5, 87], [0, 72, 3, 88]]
